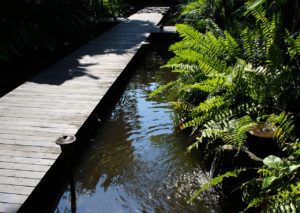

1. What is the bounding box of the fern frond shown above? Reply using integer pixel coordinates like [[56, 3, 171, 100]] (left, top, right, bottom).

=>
[[174, 49, 204, 64], [149, 81, 175, 98], [163, 62, 200, 74], [245, 4, 267, 24], [223, 117, 257, 149], [245, 0, 266, 12], [241, 27, 267, 64], [273, 112, 298, 146], [175, 24, 204, 50], [183, 76, 226, 93], [197, 58, 226, 76], [182, 105, 235, 130], [295, 34, 300, 55], [170, 101, 192, 112], [201, 127, 225, 139], [180, 0, 207, 17], [182, 115, 209, 129], [187, 127, 225, 151], [174, 24, 231, 59], [288, 34, 300, 59], [187, 136, 203, 151], [189, 169, 242, 202], [193, 96, 225, 113], [169, 40, 196, 51], [223, 31, 241, 58]]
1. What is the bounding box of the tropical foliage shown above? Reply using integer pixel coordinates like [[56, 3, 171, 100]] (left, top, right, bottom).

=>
[[241, 113, 300, 212], [151, 0, 300, 211]]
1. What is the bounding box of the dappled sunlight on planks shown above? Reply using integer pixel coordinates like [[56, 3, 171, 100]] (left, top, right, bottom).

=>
[[0, 6, 169, 212]]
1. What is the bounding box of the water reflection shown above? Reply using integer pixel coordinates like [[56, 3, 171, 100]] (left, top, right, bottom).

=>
[[55, 46, 220, 213]]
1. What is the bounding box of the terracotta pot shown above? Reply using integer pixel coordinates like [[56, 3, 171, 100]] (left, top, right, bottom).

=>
[[246, 123, 283, 158]]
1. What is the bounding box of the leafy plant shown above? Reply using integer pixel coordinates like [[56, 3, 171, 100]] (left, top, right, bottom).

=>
[[151, 0, 300, 211], [189, 169, 243, 202], [242, 155, 300, 212], [188, 113, 300, 212], [152, 23, 264, 154], [152, 0, 300, 149], [179, 0, 249, 36]]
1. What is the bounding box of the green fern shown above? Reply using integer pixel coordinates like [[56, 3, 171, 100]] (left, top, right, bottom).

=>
[[222, 116, 257, 149], [192, 96, 225, 113], [273, 112, 299, 150], [161, 1, 300, 211], [149, 81, 175, 99], [245, 0, 266, 11], [180, 0, 207, 17], [243, 155, 300, 212], [295, 34, 300, 55], [189, 169, 243, 202], [241, 113, 300, 212], [185, 77, 227, 93], [288, 34, 300, 59]]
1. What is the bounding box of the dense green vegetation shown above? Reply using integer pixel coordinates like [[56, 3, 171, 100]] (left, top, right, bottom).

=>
[[152, 0, 300, 211]]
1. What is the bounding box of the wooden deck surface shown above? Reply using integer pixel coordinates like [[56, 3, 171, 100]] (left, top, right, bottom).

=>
[[0, 7, 168, 212]]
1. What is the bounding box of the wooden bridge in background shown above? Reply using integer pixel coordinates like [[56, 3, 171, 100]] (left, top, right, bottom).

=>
[[0, 7, 169, 212]]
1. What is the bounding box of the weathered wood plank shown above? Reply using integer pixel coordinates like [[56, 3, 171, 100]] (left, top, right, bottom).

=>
[[12, 86, 112, 94], [4, 92, 102, 101], [1, 101, 95, 110], [0, 169, 44, 179], [0, 162, 50, 172], [0, 138, 60, 148], [0, 120, 81, 130], [0, 176, 40, 187], [0, 125, 78, 135], [0, 144, 60, 154], [0, 117, 85, 126], [0, 184, 33, 196], [0, 134, 53, 142], [0, 112, 88, 122], [0, 193, 28, 204], [0, 149, 58, 160], [0, 106, 91, 116], [0, 126, 74, 139], [30, 73, 122, 84], [0, 202, 21, 213], [0, 125, 76, 135], [0, 156, 54, 166], [0, 96, 96, 105]]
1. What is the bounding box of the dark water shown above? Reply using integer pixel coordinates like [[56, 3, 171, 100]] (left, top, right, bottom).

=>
[[55, 44, 220, 213]]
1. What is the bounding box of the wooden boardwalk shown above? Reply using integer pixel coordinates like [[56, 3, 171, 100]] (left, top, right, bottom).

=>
[[0, 7, 168, 212]]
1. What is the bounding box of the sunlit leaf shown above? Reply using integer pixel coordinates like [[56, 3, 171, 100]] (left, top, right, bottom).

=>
[[263, 155, 282, 169], [289, 164, 300, 172], [262, 176, 277, 189]]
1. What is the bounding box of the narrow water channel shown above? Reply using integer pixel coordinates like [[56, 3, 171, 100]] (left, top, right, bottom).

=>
[[55, 39, 220, 213]]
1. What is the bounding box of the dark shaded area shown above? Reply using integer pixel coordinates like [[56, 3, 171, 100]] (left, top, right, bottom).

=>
[[0, 0, 173, 96], [0, 19, 117, 97], [0, 0, 125, 96]]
